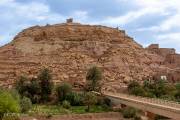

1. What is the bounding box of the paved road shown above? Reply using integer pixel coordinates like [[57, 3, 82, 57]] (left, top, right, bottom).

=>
[[103, 92, 180, 120]]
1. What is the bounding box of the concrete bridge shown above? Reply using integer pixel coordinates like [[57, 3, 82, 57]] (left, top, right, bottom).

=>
[[101, 92, 180, 120]]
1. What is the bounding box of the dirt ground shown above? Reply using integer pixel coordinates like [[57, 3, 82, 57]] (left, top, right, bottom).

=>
[[20, 112, 126, 120]]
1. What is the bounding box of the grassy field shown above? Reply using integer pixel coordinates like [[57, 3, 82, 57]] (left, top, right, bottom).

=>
[[28, 105, 111, 116]]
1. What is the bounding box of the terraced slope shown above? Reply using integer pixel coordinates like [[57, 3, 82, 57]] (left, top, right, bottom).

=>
[[0, 22, 176, 91]]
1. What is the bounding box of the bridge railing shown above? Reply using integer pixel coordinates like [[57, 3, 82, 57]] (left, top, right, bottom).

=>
[[103, 92, 180, 109]]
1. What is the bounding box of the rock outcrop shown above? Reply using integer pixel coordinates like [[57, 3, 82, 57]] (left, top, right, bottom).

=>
[[0, 20, 179, 91]]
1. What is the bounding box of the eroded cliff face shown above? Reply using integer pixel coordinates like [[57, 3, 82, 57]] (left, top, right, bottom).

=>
[[0, 22, 175, 92]]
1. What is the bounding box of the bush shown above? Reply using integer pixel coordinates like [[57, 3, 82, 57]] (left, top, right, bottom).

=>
[[65, 92, 83, 106], [20, 97, 32, 113], [83, 92, 97, 111], [134, 115, 142, 120], [62, 100, 71, 109], [103, 97, 112, 107], [9, 90, 20, 103], [56, 82, 72, 102], [2, 113, 20, 120], [122, 107, 136, 118], [0, 90, 20, 119], [130, 86, 146, 96], [128, 81, 141, 91]]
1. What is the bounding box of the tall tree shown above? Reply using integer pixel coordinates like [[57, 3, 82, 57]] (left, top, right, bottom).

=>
[[38, 68, 53, 102], [86, 66, 102, 91]]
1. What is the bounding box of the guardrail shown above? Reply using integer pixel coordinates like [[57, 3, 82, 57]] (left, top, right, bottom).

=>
[[102, 92, 180, 109]]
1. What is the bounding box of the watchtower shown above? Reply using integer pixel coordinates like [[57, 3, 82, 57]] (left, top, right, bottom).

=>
[[66, 18, 73, 23]]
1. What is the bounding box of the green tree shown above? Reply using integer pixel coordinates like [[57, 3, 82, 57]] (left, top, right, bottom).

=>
[[175, 83, 180, 102], [153, 79, 166, 97], [86, 66, 102, 91], [38, 68, 53, 102], [56, 82, 72, 102], [28, 78, 41, 103], [15, 76, 29, 96], [0, 90, 20, 119], [83, 92, 97, 112]]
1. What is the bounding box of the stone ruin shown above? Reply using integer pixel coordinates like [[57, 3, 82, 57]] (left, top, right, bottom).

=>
[[66, 18, 73, 23], [147, 44, 180, 82]]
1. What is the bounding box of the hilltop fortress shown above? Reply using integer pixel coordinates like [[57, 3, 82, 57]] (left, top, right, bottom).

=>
[[0, 19, 179, 92]]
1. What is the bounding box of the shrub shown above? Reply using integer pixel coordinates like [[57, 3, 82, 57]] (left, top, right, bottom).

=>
[[2, 113, 20, 120], [56, 82, 72, 102], [62, 100, 71, 109], [128, 81, 140, 92], [131, 86, 146, 96], [83, 92, 97, 111], [65, 92, 83, 106], [122, 107, 136, 118], [103, 97, 112, 107], [134, 115, 142, 120], [9, 90, 20, 104], [38, 68, 53, 102], [0, 90, 20, 119], [86, 66, 102, 91], [20, 97, 32, 113]]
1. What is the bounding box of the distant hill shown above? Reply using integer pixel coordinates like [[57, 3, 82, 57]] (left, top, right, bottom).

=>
[[0, 19, 179, 92]]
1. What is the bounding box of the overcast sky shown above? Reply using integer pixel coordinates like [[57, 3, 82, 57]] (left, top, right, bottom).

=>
[[0, 0, 180, 52]]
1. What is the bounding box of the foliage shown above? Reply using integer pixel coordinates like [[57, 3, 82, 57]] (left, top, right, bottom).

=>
[[62, 100, 71, 109], [29, 105, 110, 115], [153, 79, 167, 97], [128, 80, 180, 102], [128, 81, 141, 91], [15, 77, 41, 103], [8, 90, 20, 104], [20, 97, 32, 113], [65, 92, 83, 106], [0, 90, 20, 119], [38, 68, 53, 102], [56, 82, 72, 102], [96, 96, 112, 107], [134, 115, 142, 120], [122, 107, 136, 118], [83, 92, 97, 111], [86, 66, 102, 91], [15, 76, 29, 96], [27, 78, 41, 103], [128, 81, 146, 96], [2, 113, 20, 120], [175, 83, 180, 102]]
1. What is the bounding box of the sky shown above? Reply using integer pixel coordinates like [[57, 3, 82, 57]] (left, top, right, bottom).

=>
[[0, 0, 180, 52]]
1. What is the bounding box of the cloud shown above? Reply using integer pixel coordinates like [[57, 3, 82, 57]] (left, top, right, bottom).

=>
[[157, 33, 180, 44], [0, 0, 180, 53], [0, 0, 66, 46], [156, 33, 180, 53]]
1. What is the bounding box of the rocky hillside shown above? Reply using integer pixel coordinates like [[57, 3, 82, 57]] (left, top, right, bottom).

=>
[[0, 21, 177, 92]]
